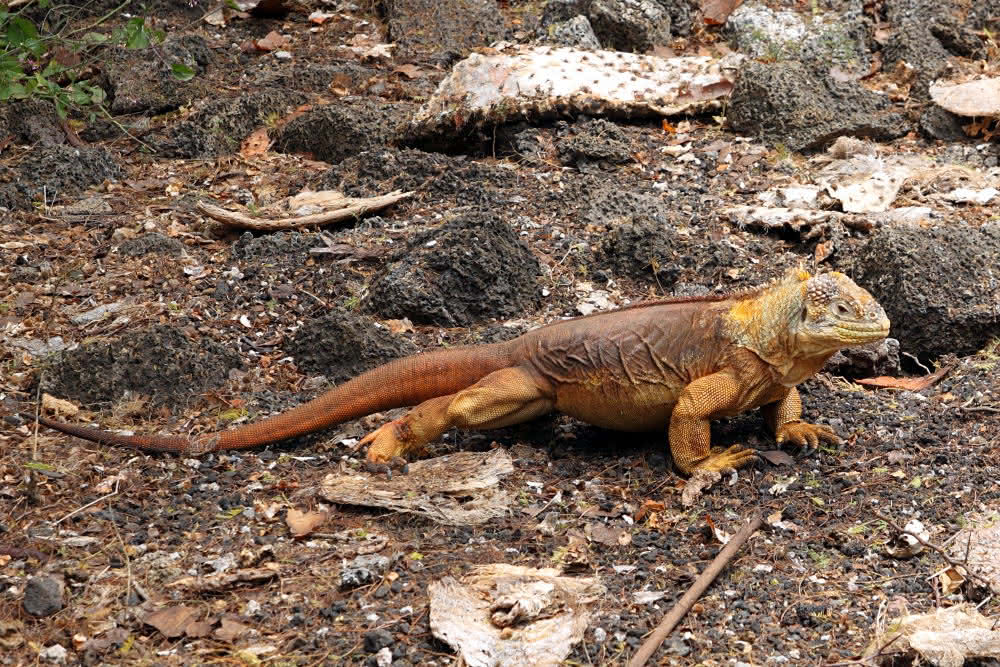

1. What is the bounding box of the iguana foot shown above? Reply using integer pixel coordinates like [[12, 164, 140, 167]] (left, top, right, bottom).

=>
[[695, 444, 758, 473], [775, 421, 839, 448], [357, 419, 427, 462]]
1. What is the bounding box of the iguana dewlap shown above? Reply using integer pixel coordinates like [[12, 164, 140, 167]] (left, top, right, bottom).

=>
[[36, 269, 889, 477]]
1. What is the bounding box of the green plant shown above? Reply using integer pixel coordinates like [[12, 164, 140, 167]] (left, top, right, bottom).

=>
[[0, 1, 194, 118]]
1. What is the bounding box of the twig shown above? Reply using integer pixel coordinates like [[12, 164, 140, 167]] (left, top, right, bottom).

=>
[[627, 511, 763, 667], [871, 510, 993, 590], [53, 475, 120, 526], [195, 190, 414, 231]]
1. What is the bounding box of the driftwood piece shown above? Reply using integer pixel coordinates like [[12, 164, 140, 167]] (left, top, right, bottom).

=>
[[319, 449, 514, 525], [195, 190, 413, 231]]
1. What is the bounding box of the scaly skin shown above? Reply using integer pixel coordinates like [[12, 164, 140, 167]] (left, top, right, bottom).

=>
[[35, 269, 889, 477]]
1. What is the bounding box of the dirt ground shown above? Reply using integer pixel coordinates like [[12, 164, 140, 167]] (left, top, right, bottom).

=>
[[1, 0, 1000, 665]]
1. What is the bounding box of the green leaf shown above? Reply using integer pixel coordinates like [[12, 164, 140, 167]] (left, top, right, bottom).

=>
[[7, 16, 39, 47], [89, 85, 106, 105], [25, 461, 56, 471], [171, 62, 195, 81], [124, 17, 150, 49], [83, 31, 109, 44]]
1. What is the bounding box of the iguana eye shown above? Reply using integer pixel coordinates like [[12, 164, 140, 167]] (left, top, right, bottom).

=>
[[832, 302, 851, 317]]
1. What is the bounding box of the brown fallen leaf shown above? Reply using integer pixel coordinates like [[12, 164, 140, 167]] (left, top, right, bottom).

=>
[[255, 30, 289, 52], [385, 318, 415, 334], [143, 606, 200, 639], [759, 450, 795, 466], [286, 508, 329, 537], [856, 365, 951, 391], [702, 0, 744, 25], [168, 563, 281, 591], [42, 393, 79, 418], [634, 499, 665, 522], [215, 616, 253, 642], [394, 64, 424, 79], [240, 127, 272, 156]]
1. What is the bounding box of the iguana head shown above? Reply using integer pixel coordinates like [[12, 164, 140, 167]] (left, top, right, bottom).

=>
[[796, 271, 890, 353]]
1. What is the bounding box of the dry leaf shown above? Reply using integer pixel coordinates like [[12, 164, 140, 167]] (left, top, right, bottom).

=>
[[857, 365, 951, 391], [215, 617, 252, 642], [42, 394, 79, 418], [144, 606, 200, 638], [286, 508, 329, 537], [634, 499, 665, 522], [394, 64, 424, 79], [759, 450, 795, 466], [385, 318, 415, 334], [256, 31, 289, 52], [240, 127, 272, 156], [702, 0, 744, 25]]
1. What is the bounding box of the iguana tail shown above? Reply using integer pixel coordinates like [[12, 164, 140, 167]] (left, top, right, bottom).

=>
[[35, 344, 513, 454]]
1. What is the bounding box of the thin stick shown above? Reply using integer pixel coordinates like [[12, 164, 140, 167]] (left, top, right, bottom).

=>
[[628, 511, 763, 667]]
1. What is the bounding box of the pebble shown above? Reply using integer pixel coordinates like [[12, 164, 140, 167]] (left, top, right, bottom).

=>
[[23, 576, 65, 617], [364, 629, 394, 653]]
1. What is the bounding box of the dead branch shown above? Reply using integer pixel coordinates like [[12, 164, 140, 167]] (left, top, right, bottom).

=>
[[627, 511, 763, 667], [195, 190, 414, 231]]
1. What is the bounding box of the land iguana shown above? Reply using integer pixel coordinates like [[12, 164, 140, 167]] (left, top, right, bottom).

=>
[[35, 269, 889, 483]]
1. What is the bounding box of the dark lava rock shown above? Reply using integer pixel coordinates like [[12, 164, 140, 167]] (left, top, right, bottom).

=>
[[5, 145, 122, 209], [599, 217, 683, 286], [588, 0, 671, 52], [106, 35, 212, 115], [341, 554, 391, 590], [325, 148, 521, 206], [151, 90, 307, 158], [364, 628, 394, 652], [23, 576, 64, 617], [364, 212, 540, 326], [382, 0, 505, 63], [40, 324, 242, 409], [882, 0, 986, 99], [254, 62, 375, 95], [286, 309, 419, 383], [541, 15, 602, 49], [556, 118, 632, 170], [728, 60, 909, 152], [918, 106, 968, 142], [826, 338, 901, 378], [0, 99, 65, 147], [275, 99, 413, 164], [230, 231, 319, 261], [118, 233, 186, 258], [855, 224, 1000, 362]]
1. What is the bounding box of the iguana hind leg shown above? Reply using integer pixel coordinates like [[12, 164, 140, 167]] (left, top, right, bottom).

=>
[[361, 366, 555, 462]]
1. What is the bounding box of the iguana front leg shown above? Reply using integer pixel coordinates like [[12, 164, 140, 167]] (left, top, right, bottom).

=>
[[762, 387, 840, 449], [668, 372, 758, 475], [359, 367, 555, 462]]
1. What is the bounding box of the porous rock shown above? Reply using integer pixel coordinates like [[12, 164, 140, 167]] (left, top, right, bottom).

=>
[[382, 0, 505, 62], [40, 325, 242, 409], [275, 99, 413, 164], [364, 212, 540, 327], [151, 90, 307, 158], [23, 576, 64, 617], [588, 0, 671, 52], [286, 310, 418, 384], [728, 60, 908, 151], [106, 35, 212, 114], [855, 224, 1000, 361]]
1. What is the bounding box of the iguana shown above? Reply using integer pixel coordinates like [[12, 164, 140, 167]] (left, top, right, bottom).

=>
[[35, 269, 889, 479]]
